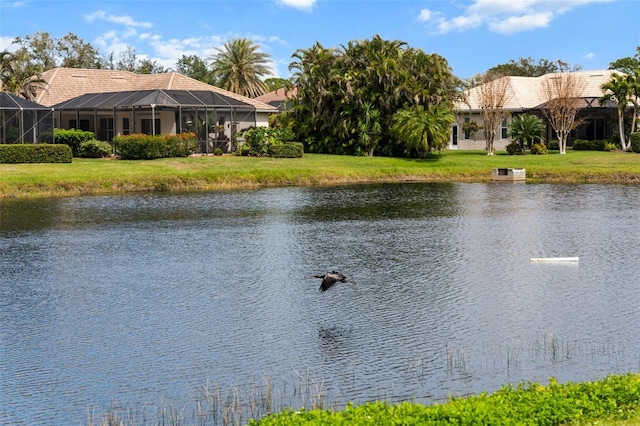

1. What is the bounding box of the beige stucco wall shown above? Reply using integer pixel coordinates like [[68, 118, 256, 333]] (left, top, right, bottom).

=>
[[451, 112, 512, 151]]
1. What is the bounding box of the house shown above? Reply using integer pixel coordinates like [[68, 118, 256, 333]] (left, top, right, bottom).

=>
[[255, 87, 298, 111], [451, 70, 622, 150], [33, 68, 278, 153]]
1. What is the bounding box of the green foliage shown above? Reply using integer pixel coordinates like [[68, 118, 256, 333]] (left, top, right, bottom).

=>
[[213, 147, 224, 156], [507, 114, 544, 148], [289, 35, 461, 157], [530, 143, 547, 155], [250, 374, 640, 426], [270, 142, 304, 158], [240, 127, 295, 156], [391, 104, 455, 158], [0, 143, 72, 163], [505, 141, 525, 155], [54, 128, 96, 156], [77, 140, 113, 158], [630, 132, 640, 153], [547, 140, 560, 150], [114, 133, 197, 160], [572, 139, 613, 151]]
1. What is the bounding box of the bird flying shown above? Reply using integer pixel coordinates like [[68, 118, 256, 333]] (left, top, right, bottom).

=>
[[313, 271, 348, 292]]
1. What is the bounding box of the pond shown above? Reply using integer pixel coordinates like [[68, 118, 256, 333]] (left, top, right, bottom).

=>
[[1, 182, 639, 425]]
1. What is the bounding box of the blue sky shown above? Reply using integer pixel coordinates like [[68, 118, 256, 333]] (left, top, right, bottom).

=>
[[1, 0, 639, 81]]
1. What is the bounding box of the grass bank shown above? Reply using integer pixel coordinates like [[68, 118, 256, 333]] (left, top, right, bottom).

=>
[[2, 150, 640, 199], [89, 373, 640, 425]]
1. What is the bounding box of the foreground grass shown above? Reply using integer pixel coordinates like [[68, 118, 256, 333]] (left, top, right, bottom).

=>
[[1, 150, 639, 199], [248, 374, 640, 426]]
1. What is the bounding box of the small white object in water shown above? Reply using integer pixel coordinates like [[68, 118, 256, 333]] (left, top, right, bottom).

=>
[[530, 257, 579, 263]]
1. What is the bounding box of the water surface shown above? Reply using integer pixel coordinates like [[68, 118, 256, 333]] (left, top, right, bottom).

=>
[[1, 183, 639, 424]]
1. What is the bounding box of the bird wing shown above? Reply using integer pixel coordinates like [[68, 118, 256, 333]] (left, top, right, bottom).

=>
[[319, 275, 337, 292]]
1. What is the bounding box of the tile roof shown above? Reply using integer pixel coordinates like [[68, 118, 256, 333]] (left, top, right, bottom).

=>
[[35, 68, 277, 112], [457, 70, 621, 112]]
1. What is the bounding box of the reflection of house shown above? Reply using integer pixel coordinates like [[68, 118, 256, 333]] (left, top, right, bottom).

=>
[[34, 68, 278, 153], [0, 92, 54, 143], [451, 70, 622, 150]]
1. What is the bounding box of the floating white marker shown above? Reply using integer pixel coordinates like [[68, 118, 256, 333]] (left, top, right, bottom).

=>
[[530, 257, 579, 263]]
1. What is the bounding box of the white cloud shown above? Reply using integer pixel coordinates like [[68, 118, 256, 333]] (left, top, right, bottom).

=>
[[276, 0, 316, 12], [423, 0, 613, 34], [84, 10, 153, 29], [418, 9, 432, 21], [584, 52, 595, 59], [0, 36, 17, 51], [488, 11, 552, 33]]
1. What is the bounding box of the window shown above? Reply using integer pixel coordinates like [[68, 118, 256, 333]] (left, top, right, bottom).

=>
[[464, 117, 471, 139], [70, 119, 90, 131], [122, 117, 130, 135], [141, 118, 161, 135], [451, 125, 458, 147], [501, 119, 508, 139]]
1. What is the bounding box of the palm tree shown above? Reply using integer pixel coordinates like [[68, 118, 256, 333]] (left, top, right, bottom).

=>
[[357, 102, 382, 156], [600, 73, 634, 150], [0, 50, 45, 101], [391, 104, 455, 158], [210, 38, 272, 98], [507, 114, 544, 149]]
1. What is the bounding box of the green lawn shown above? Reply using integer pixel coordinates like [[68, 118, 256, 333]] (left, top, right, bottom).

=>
[[2, 150, 639, 198]]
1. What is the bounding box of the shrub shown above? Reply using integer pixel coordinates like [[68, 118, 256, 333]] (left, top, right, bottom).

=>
[[530, 143, 547, 155], [0, 143, 73, 163], [572, 139, 592, 150], [547, 140, 559, 150], [213, 147, 224, 156], [114, 133, 196, 159], [269, 142, 304, 158], [630, 132, 640, 153], [505, 141, 525, 155], [241, 127, 295, 156], [54, 128, 96, 156], [78, 140, 113, 158]]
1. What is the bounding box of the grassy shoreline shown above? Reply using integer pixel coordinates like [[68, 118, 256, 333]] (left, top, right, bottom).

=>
[[1, 150, 639, 199]]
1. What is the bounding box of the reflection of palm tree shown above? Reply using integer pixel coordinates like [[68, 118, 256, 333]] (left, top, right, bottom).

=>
[[507, 114, 544, 149], [210, 38, 272, 98], [0, 50, 45, 101]]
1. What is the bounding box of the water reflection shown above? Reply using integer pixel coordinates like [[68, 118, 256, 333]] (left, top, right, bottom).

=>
[[1, 183, 639, 425]]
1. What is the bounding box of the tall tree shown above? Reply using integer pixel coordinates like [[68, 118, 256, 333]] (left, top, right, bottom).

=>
[[600, 73, 635, 150], [263, 77, 292, 92], [12, 32, 57, 71], [478, 75, 511, 155], [507, 114, 544, 149], [210, 38, 272, 98], [609, 47, 640, 133], [57, 33, 101, 68], [176, 54, 216, 85], [288, 35, 461, 157], [538, 73, 586, 154]]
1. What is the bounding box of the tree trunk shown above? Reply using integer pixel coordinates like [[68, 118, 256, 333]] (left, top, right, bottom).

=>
[[618, 109, 628, 150]]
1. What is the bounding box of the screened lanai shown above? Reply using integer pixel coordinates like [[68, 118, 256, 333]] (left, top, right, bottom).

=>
[[53, 89, 274, 153], [0, 92, 55, 144]]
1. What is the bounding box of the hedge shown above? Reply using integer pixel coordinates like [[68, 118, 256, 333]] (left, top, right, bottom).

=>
[[114, 133, 197, 159], [270, 142, 304, 158], [54, 128, 96, 156], [0, 143, 73, 163]]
